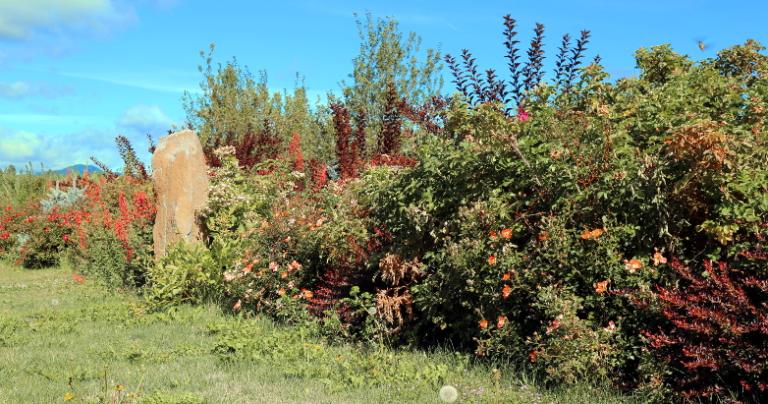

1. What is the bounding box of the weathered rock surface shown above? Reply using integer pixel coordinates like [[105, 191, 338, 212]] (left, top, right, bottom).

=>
[[152, 129, 209, 259]]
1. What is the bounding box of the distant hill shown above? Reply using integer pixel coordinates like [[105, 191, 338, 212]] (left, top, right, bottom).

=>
[[53, 164, 104, 175]]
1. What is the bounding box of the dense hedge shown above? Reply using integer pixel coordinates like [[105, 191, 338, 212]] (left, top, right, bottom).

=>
[[2, 25, 767, 403]]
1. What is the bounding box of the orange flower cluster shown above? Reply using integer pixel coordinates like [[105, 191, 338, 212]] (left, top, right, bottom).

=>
[[580, 228, 605, 240], [489, 228, 513, 239], [624, 258, 644, 273], [594, 279, 609, 294]]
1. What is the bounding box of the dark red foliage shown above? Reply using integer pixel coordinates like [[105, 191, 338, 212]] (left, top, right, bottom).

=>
[[378, 84, 403, 155], [307, 266, 358, 320], [309, 159, 328, 190], [353, 110, 367, 160], [204, 122, 282, 169], [398, 95, 448, 136], [288, 132, 305, 172], [307, 231, 387, 322], [643, 256, 768, 402], [331, 103, 357, 180]]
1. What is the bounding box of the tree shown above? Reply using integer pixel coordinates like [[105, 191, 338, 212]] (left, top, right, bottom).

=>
[[341, 13, 443, 155], [183, 44, 333, 164]]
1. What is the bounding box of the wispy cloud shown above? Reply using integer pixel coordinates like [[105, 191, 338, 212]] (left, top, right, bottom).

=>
[[0, 0, 134, 41], [0, 113, 101, 126], [117, 104, 175, 134], [59, 70, 199, 94], [0, 80, 74, 99]]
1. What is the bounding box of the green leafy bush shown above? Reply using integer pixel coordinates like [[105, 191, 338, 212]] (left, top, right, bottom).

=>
[[145, 242, 223, 310]]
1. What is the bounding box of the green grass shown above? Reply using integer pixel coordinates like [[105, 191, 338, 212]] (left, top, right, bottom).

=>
[[0, 263, 637, 403]]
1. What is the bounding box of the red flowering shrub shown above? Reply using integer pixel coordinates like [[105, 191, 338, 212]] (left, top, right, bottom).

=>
[[642, 255, 768, 401], [0, 206, 25, 257], [13, 208, 81, 268], [72, 176, 155, 287]]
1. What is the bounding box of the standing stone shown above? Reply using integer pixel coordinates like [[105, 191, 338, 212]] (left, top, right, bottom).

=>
[[152, 129, 209, 259]]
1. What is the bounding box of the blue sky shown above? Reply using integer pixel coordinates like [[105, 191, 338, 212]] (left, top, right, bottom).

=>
[[1, 0, 767, 170]]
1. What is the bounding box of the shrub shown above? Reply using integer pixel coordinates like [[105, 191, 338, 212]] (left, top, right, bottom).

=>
[[12, 210, 71, 268], [39, 179, 85, 212], [145, 242, 223, 309], [641, 255, 768, 401], [73, 176, 155, 288], [525, 287, 624, 386], [0, 206, 27, 261], [183, 44, 332, 165], [0, 164, 52, 208]]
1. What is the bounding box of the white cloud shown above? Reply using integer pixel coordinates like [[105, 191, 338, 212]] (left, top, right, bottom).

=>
[[0, 81, 29, 98], [0, 130, 41, 159], [0, 80, 74, 99], [0, 126, 150, 170], [117, 104, 175, 134], [0, 0, 133, 40]]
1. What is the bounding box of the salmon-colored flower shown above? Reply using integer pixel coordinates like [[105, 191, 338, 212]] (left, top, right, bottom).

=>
[[500, 228, 513, 239], [624, 258, 643, 273], [501, 272, 511, 281], [496, 315, 507, 329], [538, 231, 549, 241], [280, 271, 288, 279], [652, 251, 667, 266], [488, 255, 497, 266], [478, 319, 489, 329], [502, 284, 512, 299], [233, 299, 242, 311], [594, 279, 609, 294], [529, 350, 538, 363], [580, 228, 605, 240], [71, 272, 85, 285], [288, 260, 302, 271], [546, 318, 561, 334], [301, 289, 314, 299], [277, 288, 286, 296], [242, 263, 253, 274], [489, 230, 498, 238]]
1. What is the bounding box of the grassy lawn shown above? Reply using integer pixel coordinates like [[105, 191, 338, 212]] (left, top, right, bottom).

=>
[[0, 263, 635, 403]]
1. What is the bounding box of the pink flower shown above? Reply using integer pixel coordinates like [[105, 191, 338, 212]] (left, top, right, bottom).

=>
[[546, 319, 561, 335], [517, 107, 530, 122]]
